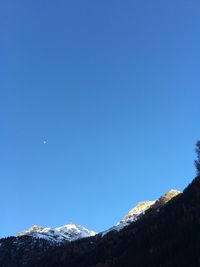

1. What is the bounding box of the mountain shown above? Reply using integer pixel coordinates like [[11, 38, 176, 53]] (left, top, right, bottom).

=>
[[16, 223, 96, 244], [101, 189, 181, 235], [0, 224, 96, 267], [44, 176, 198, 267], [13, 189, 180, 244], [124, 200, 156, 221], [1, 178, 200, 267]]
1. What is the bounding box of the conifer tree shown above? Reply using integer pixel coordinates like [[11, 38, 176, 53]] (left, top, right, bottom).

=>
[[195, 140, 200, 175]]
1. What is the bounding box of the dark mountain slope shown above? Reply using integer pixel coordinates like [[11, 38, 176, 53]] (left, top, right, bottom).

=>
[[40, 176, 200, 267], [0, 235, 55, 267]]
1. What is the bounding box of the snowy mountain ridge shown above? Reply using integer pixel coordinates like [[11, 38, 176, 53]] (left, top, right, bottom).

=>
[[15, 189, 181, 243], [101, 189, 181, 236], [16, 223, 96, 244]]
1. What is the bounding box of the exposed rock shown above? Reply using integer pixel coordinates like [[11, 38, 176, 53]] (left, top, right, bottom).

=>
[[124, 200, 156, 221]]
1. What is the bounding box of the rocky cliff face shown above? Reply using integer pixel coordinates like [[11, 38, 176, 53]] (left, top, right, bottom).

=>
[[151, 189, 181, 210], [124, 189, 181, 221], [124, 200, 156, 221]]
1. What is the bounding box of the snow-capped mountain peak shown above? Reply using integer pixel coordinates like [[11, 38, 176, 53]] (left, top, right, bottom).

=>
[[124, 200, 156, 221], [101, 189, 181, 236], [17, 223, 96, 244], [101, 200, 156, 236], [16, 225, 44, 236]]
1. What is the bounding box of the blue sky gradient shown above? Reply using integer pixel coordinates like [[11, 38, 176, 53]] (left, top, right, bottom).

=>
[[1, 0, 200, 237]]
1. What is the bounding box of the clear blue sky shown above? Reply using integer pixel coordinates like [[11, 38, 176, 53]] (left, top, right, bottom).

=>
[[1, 0, 200, 237]]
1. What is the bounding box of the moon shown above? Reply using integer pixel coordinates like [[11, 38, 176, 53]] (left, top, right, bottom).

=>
[[43, 140, 47, 145]]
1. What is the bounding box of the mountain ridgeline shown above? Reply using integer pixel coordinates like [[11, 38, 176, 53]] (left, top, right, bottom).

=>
[[1, 176, 200, 267]]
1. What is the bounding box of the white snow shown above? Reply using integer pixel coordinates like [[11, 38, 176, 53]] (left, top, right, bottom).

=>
[[16, 223, 96, 244], [101, 200, 156, 237]]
